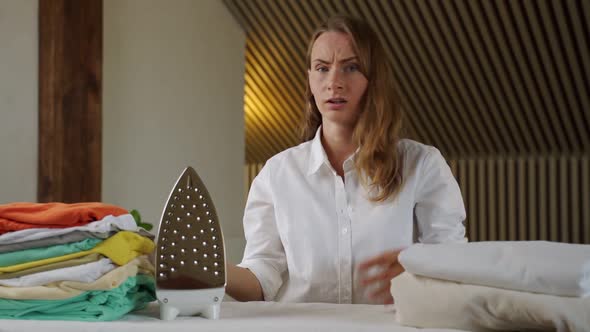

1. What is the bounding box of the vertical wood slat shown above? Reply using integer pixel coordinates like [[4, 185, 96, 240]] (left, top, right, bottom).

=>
[[583, 157, 590, 244], [457, 160, 469, 239], [477, 160, 486, 241], [517, 160, 527, 240], [497, 158, 506, 240], [570, 158, 580, 243], [507, 159, 517, 241], [527, 157, 537, 240], [38, 0, 103, 203], [449, 160, 457, 178], [243, 165, 250, 203], [560, 157, 570, 242], [548, 158, 559, 241], [468, 159, 477, 241], [538, 158, 547, 240], [487, 159, 496, 240], [245, 163, 265, 193]]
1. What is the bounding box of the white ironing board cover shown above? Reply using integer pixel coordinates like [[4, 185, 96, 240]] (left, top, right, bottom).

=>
[[0, 301, 470, 332]]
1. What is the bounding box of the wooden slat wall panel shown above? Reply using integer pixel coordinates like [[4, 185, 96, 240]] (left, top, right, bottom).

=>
[[230, 0, 589, 244], [452, 155, 587, 243], [224, 0, 590, 163]]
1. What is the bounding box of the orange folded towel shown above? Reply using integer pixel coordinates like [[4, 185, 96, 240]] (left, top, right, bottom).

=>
[[0, 202, 128, 234]]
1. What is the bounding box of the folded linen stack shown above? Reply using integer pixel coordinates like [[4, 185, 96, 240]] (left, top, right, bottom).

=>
[[391, 241, 590, 332], [0, 202, 157, 321]]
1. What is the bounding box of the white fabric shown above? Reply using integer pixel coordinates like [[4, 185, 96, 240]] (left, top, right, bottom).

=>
[[0, 258, 115, 287], [0, 301, 468, 332], [399, 241, 590, 297], [0, 256, 154, 299], [391, 272, 590, 332], [239, 127, 466, 304], [0, 214, 152, 244]]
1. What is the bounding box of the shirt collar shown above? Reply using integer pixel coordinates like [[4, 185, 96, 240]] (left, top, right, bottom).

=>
[[307, 126, 328, 175], [307, 126, 359, 175]]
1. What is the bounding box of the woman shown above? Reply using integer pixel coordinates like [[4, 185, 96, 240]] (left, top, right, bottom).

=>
[[226, 15, 466, 304]]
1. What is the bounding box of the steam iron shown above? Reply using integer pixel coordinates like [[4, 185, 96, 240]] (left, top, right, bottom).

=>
[[155, 166, 226, 320]]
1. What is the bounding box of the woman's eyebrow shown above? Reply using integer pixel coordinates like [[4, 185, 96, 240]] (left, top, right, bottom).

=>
[[339, 56, 359, 63], [312, 56, 358, 64], [312, 58, 331, 64]]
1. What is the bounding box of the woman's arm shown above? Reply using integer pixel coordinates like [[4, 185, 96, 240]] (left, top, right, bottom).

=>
[[414, 147, 467, 243], [226, 264, 263, 301], [229, 160, 287, 302]]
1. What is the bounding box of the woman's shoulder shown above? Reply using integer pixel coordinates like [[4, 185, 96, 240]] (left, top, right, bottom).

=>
[[397, 139, 440, 160], [262, 140, 314, 172], [397, 139, 447, 176], [270, 140, 312, 161]]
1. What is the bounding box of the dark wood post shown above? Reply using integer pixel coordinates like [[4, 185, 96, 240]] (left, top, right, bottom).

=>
[[38, 0, 102, 202]]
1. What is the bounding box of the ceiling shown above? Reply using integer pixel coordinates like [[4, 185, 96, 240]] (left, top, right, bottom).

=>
[[223, 0, 590, 163]]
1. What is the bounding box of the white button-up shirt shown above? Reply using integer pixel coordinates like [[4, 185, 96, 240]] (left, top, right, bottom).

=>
[[238, 129, 466, 304]]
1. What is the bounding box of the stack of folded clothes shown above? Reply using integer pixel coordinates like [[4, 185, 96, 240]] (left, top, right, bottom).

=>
[[390, 241, 590, 332], [0, 202, 157, 321]]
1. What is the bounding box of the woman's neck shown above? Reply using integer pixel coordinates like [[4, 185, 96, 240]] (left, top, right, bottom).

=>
[[321, 124, 357, 177]]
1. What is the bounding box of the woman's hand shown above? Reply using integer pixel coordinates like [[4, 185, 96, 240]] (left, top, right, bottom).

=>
[[357, 249, 405, 304]]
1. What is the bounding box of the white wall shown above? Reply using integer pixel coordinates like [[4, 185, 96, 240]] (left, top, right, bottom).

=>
[[0, 0, 38, 203], [103, 0, 246, 263]]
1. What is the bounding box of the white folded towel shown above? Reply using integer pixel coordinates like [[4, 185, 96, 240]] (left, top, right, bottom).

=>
[[391, 272, 590, 332], [0, 214, 152, 244], [0, 258, 116, 287], [399, 241, 590, 297]]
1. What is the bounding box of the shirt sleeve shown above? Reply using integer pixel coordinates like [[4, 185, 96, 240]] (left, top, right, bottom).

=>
[[414, 146, 467, 244], [237, 161, 287, 301]]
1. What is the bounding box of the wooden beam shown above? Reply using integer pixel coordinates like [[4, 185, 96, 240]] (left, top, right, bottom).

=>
[[38, 0, 102, 202]]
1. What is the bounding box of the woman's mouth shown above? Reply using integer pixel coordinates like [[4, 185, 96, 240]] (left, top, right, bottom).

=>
[[326, 98, 347, 110]]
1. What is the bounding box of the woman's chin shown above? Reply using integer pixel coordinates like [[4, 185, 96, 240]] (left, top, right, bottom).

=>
[[320, 113, 358, 128]]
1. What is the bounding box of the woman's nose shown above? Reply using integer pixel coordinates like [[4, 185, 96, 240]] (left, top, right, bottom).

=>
[[327, 70, 344, 91]]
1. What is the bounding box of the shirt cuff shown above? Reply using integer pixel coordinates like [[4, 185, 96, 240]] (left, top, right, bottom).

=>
[[237, 259, 283, 301]]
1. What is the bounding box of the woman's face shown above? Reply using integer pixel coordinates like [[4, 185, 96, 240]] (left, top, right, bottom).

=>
[[308, 31, 368, 129]]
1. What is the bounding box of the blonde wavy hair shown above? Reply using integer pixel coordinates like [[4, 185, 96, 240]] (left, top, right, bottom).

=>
[[301, 15, 404, 202]]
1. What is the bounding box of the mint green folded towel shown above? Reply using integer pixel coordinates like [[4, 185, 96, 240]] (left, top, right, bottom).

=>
[[0, 274, 156, 321]]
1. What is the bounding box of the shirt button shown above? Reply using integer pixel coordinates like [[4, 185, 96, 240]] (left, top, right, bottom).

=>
[[342, 227, 348, 234]]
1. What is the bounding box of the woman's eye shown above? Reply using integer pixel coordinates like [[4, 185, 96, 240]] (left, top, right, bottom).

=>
[[343, 64, 359, 72], [316, 66, 329, 72]]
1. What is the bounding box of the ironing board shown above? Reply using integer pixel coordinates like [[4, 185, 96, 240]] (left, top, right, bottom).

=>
[[0, 301, 470, 332]]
